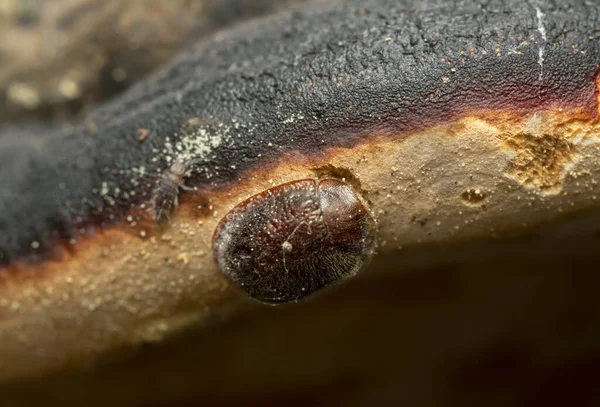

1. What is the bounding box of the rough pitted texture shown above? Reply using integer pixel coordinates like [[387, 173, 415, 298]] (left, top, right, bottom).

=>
[[0, 0, 598, 265]]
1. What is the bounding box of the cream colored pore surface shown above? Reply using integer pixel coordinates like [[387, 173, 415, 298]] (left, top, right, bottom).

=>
[[0, 110, 599, 382]]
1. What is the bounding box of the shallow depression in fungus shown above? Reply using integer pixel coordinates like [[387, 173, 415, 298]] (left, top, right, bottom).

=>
[[461, 188, 487, 207], [212, 178, 377, 304]]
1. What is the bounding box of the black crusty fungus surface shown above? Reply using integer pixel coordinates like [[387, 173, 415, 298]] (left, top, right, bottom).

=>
[[0, 0, 598, 266]]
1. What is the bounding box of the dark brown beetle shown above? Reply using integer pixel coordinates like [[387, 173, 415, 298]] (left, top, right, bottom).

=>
[[212, 178, 377, 303]]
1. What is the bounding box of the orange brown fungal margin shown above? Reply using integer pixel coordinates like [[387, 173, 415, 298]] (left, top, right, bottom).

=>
[[0, 0, 599, 383]]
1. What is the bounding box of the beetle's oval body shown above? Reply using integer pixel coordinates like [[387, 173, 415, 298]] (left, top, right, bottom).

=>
[[212, 178, 377, 303]]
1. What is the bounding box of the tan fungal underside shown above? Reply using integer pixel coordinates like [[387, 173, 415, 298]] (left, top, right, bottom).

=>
[[1, 105, 600, 382]]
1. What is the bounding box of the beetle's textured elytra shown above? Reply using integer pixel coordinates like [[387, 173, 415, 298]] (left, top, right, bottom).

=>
[[212, 178, 377, 303]]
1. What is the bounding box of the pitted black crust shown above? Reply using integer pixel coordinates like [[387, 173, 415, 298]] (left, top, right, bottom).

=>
[[0, 0, 598, 266]]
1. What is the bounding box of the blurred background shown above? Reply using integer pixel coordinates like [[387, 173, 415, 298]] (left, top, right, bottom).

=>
[[0, 0, 298, 126]]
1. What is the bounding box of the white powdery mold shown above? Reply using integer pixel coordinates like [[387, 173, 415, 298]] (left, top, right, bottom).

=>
[[148, 121, 236, 221], [283, 113, 305, 124], [173, 128, 223, 164]]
